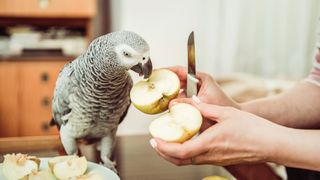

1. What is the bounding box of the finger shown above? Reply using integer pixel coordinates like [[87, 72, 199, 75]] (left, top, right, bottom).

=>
[[199, 118, 216, 132], [168, 98, 192, 108], [165, 66, 188, 89], [150, 138, 192, 166], [180, 81, 186, 89], [190, 152, 212, 165], [191, 96, 234, 122], [154, 137, 208, 160], [195, 72, 218, 93], [191, 150, 233, 166], [196, 72, 212, 86], [185, 125, 225, 165], [169, 96, 233, 122], [177, 90, 187, 98], [165, 66, 187, 81], [156, 149, 192, 166], [316, 51, 320, 62]]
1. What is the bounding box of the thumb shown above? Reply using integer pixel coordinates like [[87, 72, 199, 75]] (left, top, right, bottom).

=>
[[191, 95, 232, 123], [151, 137, 208, 160]]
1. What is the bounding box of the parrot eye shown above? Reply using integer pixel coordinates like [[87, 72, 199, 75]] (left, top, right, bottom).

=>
[[142, 57, 146, 60], [123, 51, 130, 57]]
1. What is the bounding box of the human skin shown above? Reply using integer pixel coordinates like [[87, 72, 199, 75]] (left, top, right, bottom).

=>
[[241, 80, 320, 129], [151, 97, 320, 171], [150, 65, 320, 172], [243, 52, 320, 128], [167, 65, 320, 129]]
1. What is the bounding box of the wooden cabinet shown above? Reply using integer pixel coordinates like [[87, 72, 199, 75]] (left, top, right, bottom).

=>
[[0, 63, 20, 137], [0, 0, 96, 18], [0, 60, 69, 137], [19, 61, 67, 136], [0, 0, 96, 137]]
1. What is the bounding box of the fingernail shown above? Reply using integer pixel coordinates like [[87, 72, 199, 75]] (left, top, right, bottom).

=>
[[149, 139, 157, 149], [192, 95, 201, 103]]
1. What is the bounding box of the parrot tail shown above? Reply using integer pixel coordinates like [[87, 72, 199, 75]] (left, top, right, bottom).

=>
[[49, 117, 56, 126], [49, 117, 60, 130]]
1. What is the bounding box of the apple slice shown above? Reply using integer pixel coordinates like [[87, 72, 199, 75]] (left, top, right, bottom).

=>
[[130, 69, 180, 114], [47, 155, 77, 171], [2, 153, 40, 180], [149, 103, 202, 143], [49, 155, 87, 179], [77, 171, 103, 180], [28, 169, 55, 180], [202, 176, 229, 180]]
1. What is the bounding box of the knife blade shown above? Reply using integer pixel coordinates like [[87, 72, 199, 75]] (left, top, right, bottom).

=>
[[188, 31, 196, 76], [187, 31, 199, 97]]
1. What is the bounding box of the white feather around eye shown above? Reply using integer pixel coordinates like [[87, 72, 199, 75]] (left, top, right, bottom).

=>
[[114, 44, 141, 66]]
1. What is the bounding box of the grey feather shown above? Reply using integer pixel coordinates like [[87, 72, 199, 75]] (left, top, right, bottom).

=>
[[51, 31, 150, 172]]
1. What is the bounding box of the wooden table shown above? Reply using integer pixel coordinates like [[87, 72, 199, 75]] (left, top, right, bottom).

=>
[[115, 135, 233, 180], [0, 135, 233, 180]]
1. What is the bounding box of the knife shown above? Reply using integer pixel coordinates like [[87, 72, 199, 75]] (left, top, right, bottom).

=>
[[187, 31, 199, 97]]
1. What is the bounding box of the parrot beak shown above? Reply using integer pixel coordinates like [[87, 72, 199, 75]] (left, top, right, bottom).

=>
[[130, 58, 153, 79]]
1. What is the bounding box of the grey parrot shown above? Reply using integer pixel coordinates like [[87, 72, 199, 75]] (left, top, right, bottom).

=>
[[51, 31, 152, 172]]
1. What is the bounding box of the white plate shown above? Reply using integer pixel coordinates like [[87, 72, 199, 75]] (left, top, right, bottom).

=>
[[0, 157, 120, 180]]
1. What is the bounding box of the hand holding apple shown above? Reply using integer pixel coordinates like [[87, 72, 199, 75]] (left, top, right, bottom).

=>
[[151, 97, 282, 166]]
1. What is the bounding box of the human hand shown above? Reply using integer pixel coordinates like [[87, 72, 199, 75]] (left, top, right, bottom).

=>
[[166, 66, 238, 106], [150, 96, 282, 166], [166, 66, 240, 131]]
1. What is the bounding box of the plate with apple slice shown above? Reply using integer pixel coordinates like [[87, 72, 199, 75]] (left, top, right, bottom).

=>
[[0, 154, 120, 180]]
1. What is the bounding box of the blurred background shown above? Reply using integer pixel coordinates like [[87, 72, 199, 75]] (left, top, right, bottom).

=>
[[0, 0, 320, 137]]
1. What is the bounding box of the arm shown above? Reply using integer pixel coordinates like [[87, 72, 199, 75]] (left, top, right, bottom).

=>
[[168, 66, 320, 129], [242, 51, 320, 128], [269, 127, 320, 171], [152, 97, 320, 171], [241, 81, 320, 128]]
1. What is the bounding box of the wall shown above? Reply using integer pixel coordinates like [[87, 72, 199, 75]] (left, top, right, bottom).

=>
[[110, 0, 320, 135], [111, 0, 218, 135]]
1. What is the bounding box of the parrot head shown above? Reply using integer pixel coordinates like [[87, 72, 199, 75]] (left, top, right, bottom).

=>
[[87, 31, 153, 79], [113, 31, 152, 79]]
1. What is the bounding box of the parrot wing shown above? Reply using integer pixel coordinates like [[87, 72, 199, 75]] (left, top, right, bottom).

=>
[[118, 76, 133, 124], [52, 61, 76, 126], [118, 100, 130, 124]]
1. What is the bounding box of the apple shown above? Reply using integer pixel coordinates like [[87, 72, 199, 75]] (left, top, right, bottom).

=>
[[2, 153, 40, 180], [202, 176, 229, 180], [47, 155, 77, 171], [77, 171, 103, 180], [28, 169, 55, 180], [48, 155, 87, 179], [130, 69, 180, 114], [149, 103, 202, 143]]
